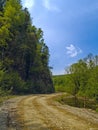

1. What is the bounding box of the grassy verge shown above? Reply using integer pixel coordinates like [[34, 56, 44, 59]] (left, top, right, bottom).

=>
[[55, 94, 98, 112], [0, 95, 17, 106]]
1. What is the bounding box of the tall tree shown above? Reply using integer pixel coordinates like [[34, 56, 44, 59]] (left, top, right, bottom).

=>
[[0, 0, 54, 94]]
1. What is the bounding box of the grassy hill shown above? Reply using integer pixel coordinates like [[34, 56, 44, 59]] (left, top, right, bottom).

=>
[[53, 74, 70, 92]]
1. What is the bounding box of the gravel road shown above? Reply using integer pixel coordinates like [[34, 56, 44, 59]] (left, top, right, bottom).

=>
[[0, 93, 98, 130]]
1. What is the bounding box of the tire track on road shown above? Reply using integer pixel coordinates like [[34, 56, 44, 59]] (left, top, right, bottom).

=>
[[16, 94, 98, 130]]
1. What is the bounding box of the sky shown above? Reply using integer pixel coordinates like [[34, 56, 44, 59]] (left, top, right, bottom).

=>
[[21, 0, 98, 75]]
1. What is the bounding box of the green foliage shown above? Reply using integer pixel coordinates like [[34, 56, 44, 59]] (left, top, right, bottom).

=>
[[0, 0, 6, 12], [0, 0, 54, 95], [56, 95, 98, 110], [96, 108, 98, 112], [0, 72, 25, 94], [53, 75, 70, 92], [53, 54, 98, 104]]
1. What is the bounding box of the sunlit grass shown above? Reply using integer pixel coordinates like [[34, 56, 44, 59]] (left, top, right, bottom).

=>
[[0, 95, 17, 106]]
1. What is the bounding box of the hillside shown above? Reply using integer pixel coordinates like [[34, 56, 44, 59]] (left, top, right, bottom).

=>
[[0, 0, 54, 94], [53, 74, 70, 92]]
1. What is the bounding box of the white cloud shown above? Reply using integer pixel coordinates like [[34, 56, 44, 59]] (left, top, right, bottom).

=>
[[42, 0, 61, 12], [66, 44, 82, 57], [23, 0, 35, 9]]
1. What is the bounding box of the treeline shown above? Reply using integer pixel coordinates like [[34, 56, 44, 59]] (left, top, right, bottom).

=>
[[0, 0, 54, 95], [53, 54, 98, 101]]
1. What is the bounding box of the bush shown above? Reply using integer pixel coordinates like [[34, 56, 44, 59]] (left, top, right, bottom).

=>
[[0, 72, 25, 94], [96, 108, 98, 112]]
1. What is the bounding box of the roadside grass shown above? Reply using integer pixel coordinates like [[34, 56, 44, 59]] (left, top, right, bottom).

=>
[[95, 109, 98, 113], [53, 75, 98, 112], [55, 94, 98, 112], [0, 95, 17, 106]]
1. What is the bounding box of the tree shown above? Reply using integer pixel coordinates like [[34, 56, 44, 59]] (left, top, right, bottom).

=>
[[0, 0, 54, 94], [0, 0, 6, 11], [67, 59, 89, 106], [65, 54, 98, 106], [86, 66, 98, 100], [68, 60, 87, 95]]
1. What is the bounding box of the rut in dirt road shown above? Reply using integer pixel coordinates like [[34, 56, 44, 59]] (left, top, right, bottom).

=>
[[16, 94, 98, 130]]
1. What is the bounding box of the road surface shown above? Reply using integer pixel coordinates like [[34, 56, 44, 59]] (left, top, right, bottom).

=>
[[0, 93, 98, 130]]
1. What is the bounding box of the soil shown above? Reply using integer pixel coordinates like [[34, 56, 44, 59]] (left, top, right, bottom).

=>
[[0, 93, 98, 130]]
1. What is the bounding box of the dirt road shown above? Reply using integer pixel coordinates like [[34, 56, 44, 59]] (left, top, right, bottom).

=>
[[1, 93, 98, 130], [16, 93, 98, 130]]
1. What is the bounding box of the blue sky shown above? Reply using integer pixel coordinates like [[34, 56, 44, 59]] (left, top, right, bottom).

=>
[[21, 0, 98, 75]]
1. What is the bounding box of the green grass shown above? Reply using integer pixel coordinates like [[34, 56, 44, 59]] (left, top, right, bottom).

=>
[[96, 108, 98, 112], [53, 74, 71, 92], [55, 94, 98, 111], [0, 95, 17, 106]]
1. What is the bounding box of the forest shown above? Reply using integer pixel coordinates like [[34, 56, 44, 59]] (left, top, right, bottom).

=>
[[0, 0, 54, 95]]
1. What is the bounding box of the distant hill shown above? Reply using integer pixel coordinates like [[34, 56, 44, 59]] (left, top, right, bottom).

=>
[[53, 74, 70, 92]]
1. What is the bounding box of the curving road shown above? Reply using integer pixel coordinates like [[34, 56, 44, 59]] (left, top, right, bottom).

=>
[[14, 93, 98, 130]]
